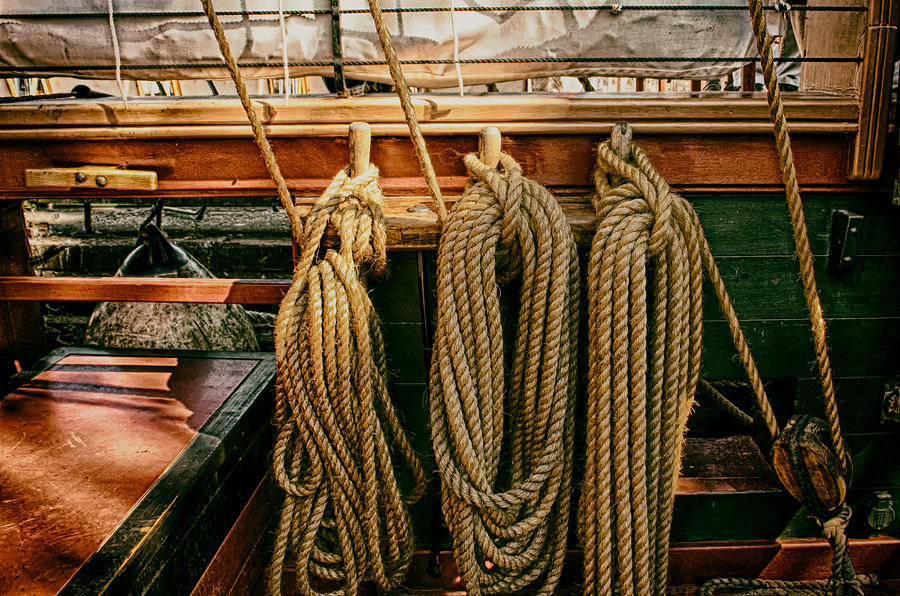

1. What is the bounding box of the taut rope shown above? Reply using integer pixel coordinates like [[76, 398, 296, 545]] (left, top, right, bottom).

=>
[[269, 166, 427, 595], [200, 2, 427, 594], [429, 152, 579, 595]]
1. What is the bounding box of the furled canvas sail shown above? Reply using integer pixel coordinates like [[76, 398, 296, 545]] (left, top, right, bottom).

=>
[[0, 0, 755, 87]]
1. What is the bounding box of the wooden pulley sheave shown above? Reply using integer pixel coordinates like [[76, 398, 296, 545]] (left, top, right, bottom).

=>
[[771, 414, 852, 516]]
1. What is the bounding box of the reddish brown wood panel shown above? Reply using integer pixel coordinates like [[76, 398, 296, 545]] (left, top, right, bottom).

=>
[[0, 354, 258, 595], [192, 476, 280, 596], [0, 203, 47, 378], [0, 277, 291, 304], [266, 542, 900, 595], [0, 134, 858, 199]]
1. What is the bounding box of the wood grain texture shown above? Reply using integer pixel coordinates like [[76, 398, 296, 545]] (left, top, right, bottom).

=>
[[0, 134, 864, 201], [849, 0, 900, 179], [0, 203, 47, 379], [26, 166, 158, 191], [799, 0, 867, 93], [0, 95, 858, 129]]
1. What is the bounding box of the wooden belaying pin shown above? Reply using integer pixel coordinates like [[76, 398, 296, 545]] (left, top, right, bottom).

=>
[[479, 126, 502, 170], [610, 121, 633, 162], [349, 122, 372, 177]]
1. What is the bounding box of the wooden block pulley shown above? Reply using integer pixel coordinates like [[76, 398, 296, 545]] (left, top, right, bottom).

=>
[[771, 415, 852, 513]]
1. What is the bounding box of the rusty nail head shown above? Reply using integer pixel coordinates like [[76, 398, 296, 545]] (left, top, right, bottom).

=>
[[74, 172, 87, 183], [95, 175, 108, 187]]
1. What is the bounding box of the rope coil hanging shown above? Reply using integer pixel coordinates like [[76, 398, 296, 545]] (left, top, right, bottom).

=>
[[582, 130, 705, 596], [429, 144, 579, 595], [269, 163, 428, 595]]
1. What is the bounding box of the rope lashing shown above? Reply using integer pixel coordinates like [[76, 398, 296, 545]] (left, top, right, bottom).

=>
[[429, 151, 579, 595], [364, 0, 447, 223], [269, 165, 428, 595], [746, 0, 850, 476]]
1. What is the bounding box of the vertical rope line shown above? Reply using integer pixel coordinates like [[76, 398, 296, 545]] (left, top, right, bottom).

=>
[[106, 0, 128, 108], [365, 0, 448, 222], [278, 0, 290, 105], [448, 0, 465, 97], [200, 0, 302, 243], [747, 0, 850, 474]]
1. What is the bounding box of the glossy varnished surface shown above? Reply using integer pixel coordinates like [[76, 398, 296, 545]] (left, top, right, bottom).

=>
[[0, 352, 259, 595]]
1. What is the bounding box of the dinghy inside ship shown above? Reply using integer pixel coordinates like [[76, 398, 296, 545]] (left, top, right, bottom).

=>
[[0, 0, 898, 594]]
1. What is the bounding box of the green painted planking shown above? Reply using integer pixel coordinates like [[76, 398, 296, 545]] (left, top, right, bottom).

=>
[[701, 318, 900, 379], [701, 256, 900, 320]]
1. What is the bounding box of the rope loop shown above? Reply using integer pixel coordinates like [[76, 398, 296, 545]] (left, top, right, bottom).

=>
[[299, 164, 387, 276], [432, 151, 579, 595], [595, 139, 676, 259], [268, 166, 426, 596]]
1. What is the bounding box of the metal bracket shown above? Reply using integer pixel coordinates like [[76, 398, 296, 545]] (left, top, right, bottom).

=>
[[883, 381, 900, 424], [827, 209, 864, 272], [867, 491, 896, 531]]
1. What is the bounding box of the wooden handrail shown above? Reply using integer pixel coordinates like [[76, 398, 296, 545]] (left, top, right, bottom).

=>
[[0, 276, 290, 304]]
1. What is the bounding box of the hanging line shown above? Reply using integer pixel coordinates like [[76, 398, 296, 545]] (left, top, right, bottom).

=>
[[448, 0, 465, 96], [278, 0, 290, 105], [106, 0, 128, 108]]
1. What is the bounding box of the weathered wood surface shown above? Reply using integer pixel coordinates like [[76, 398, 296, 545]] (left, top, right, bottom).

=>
[[799, 0, 867, 93], [0, 95, 858, 130], [0, 203, 46, 380], [849, 0, 900, 179]]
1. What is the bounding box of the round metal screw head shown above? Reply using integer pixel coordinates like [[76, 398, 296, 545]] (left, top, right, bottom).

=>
[[95, 175, 108, 187], [74, 172, 87, 183]]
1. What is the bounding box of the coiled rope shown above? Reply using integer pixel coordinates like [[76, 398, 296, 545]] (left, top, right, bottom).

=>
[[269, 166, 427, 595], [200, 2, 427, 594], [429, 152, 579, 595], [582, 133, 704, 596]]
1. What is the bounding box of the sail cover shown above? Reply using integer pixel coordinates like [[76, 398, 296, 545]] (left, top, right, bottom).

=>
[[0, 0, 755, 87]]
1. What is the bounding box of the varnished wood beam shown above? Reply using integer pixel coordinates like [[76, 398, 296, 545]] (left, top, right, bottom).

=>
[[0, 134, 865, 200], [849, 0, 899, 179], [0, 95, 859, 130], [0, 277, 291, 305]]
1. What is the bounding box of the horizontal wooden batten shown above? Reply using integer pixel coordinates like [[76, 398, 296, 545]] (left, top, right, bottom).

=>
[[0, 121, 860, 141], [0, 277, 291, 304], [0, 95, 859, 130], [0, 134, 870, 199]]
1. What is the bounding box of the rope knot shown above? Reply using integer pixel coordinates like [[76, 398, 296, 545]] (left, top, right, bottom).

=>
[[464, 152, 528, 277], [301, 164, 387, 275], [594, 140, 677, 258]]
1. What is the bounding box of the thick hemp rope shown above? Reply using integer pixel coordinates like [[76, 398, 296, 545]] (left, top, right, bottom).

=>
[[200, 2, 427, 593], [430, 152, 579, 595], [582, 135, 704, 596], [582, 122, 803, 595], [697, 0, 864, 594], [269, 165, 427, 595]]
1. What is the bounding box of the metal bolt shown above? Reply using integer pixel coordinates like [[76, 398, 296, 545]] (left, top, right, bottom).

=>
[[407, 204, 431, 213], [74, 172, 87, 183], [95, 175, 108, 187]]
